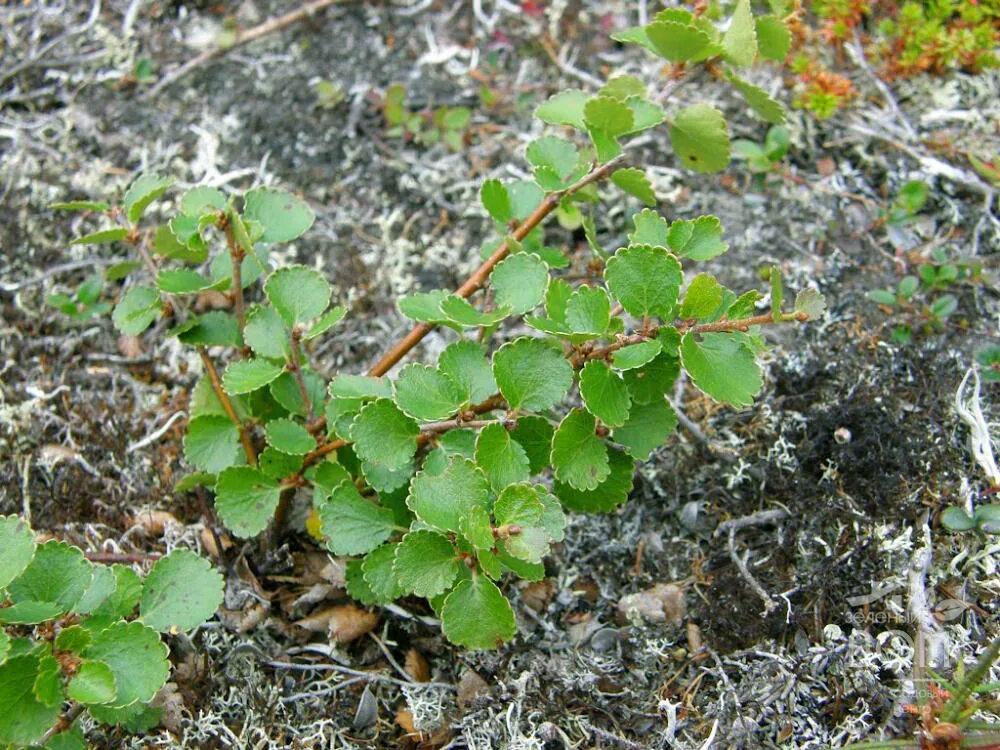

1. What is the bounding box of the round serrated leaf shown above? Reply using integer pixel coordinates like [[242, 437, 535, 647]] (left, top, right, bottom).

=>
[[263, 265, 331, 327], [612, 398, 677, 460], [8, 540, 92, 614], [183, 415, 241, 473], [613, 339, 663, 370], [214, 467, 281, 538], [243, 187, 315, 244], [318, 482, 396, 555], [0, 655, 62, 745], [0, 515, 36, 589], [221, 358, 284, 395], [140, 549, 224, 633], [645, 20, 712, 61], [156, 269, 216, 295], [551, 409, 611, 491], [475, 422, 531, 491], [244, 305, 290, 360], [89, 565, 142, 621], [492, 337, 573, 412], [509, 416, 554, 475], [351, 399, 419, 472], [441, 576, 516, 650], [361, 543, 405, 604], [623, 352, 680, 405], [438, 341, 497, 404], [554, 447, 635, 513], [112, 285, 162, 336], [173, 311, 241, 347], [579, 360, 632, 427], [393, 364, 466, 422], [73, 564, 117, 615], [407, 456, 490, 533], [680, 332, 762, 407], [459, 505, 494, 553], [489, 253, 549, 315], [67, 660, 117, 705], [611, 167, 656, 206], [84, 621, 169, 706], [393, 530, 461, 598], [668, 103, 731, 174], [680, 273, 725, 320], [480, 179, 512, 224], [124, 174, 173, 224], [565, 285, 611, 335], [265, 418, 317, 455], [604, 244, 682, 319]]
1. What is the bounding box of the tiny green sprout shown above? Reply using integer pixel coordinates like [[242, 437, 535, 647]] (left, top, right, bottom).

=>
[[887, 178, 930, 226], [133, 58, 155, 85], [313, 79, 345, 110], [46, 274, 111, 322], [381, 83, 472, 151], [941, 504, 1000, 534], [976, 345, 1000, 382], [0, 516, 223, 746], [732, 125, 790, 175]]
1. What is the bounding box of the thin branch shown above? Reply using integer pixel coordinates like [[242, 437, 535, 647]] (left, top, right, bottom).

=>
[[289, 331, 314, 419], [197, 347, 257, 465], [222, 222, 247, 339], [84, 551, 162, 564]]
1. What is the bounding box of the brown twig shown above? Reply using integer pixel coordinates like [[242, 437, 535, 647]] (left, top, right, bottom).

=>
[[84, 551, 162, 564], [197, 347, 257, 465], [144, 0, 342, 98]]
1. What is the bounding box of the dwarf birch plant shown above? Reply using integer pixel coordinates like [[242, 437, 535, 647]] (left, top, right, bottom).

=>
[[48, 0, 825, 651]]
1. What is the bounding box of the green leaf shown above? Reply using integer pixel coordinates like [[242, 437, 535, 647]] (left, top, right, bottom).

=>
[[124, 174, 173, 224], [139, 549, 223, 633], [728, 289, 762, 319], [173, 312, 241, 347], [669, 104, 731, 173], [43, 727, 87, 750], [599, 76, 646, 100], [0, 601, 62, 624], [769, 265, 783, 321], [613, 398, 677, 459], [510, 416, 554, 475], [265, 418, 317, 455], [475, 423, 531, 491], [112, 285, 162, 335], [51, 200, 110, 212], [536, 487, 567, 542], [481, 179, 513, 224], [0, 515, 36, 589], [244, 305, 290, 360], [441, 576, 516, 649], [214, 467, 281, 537], [393, 530, 461, 598], [398, 290, 450, 323], [941, 507, 976, 532], [490, 252, 549, 315], [645, 20, 712, 61], [438, 341, 497, 404], [726, 71, 786, 124], [243, 187, 315, 243], [394, 364, 466, 421], [304, 306, 346, 340], [83, 621, 169, 706], [551, 409, 610, 491], [156, 221, 206, 264], [33, 654, 62, 707], [67, 660, 116, 704], [439, 295, 511, 327], [361, 543, 405, 604], [623, 351, 680, 405], [668, 216, 729, 260], [565, 285, 611, 335], [221, 358, 284, 395], [180, 186, 225, 217], [579, 361, 632, 427], [7, 540, 92, 614], [546, 277, 572, 323], [493, 484, 550, 563], [351, 399, 419, 471], [260, 447, 303, 479], [183, 415, 241, 473], [492, 337, 573, 411], [628, 208, 670, 247], [329, 374, 392, 400], [155, 269, 217, 295], [88, 701, 162, 732], [756, 15, 791, 61], [345, 558, 378, 605], [509, 180, 545, 220], [554, 446, 635, 513], [681, 273, 725, 320], [526, 136, 583, 190], [459, 505, 494, 552], [722, 0, 757, 67], [264, 265, 331, 327], [584, 96, 634, 162], [0, 655, 62, 745], [71, 227, 129, 245], [613, 339, 663, 370], [89, 565, 142, 621], [794, 288, 827, 319], [318, 481, 397, 555], [680, 332, 762, 407], [604, 244, 682, 318], [407, 456, 490, 533], [611, 168, 656, 206], [535, 89, 588, 130]]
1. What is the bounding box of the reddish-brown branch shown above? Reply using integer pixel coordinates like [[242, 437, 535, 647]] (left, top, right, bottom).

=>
[[367, 155, 627, 377], [84, 551, 162, 564], [197, 347, 257, 465]]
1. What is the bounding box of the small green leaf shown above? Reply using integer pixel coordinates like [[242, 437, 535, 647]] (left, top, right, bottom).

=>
[[756, 15, 791, 61], [398, 290, 450, 323], [722, 0, 757, 67], [259, 447, 303, 479], [645, 20, 712, 61], [221, 358, 284, 395], [51, 200, 110, 212], [345, 559, 378, 605], [551, 409, 610, 491], [0, 601, 62, 624], [604, 244, 683, 318], [585, 96, 634, 162], [180, 186, 225, 217], [613, 398, 677, 459], [67, 661, 116, 705], [579, 360, 632, 427], [459, 506, 494, 552], [33, 655, 62, 708], [726, 71, 786, 124], [535, 89, 588, 130], [510, 416, 555, 475], [438, 341, 497, 404], [244, 305, 290, 360], [795, 288, 826, 319], [393, 530, 461, 598], [680, 332, 762, 407], [623, 352, 680, 405], [439, 295, 511, 327], [940, 506, 976, 532], [728, 289, 762, 319], [490, 252, 549, 315], [600, 76, 646, 100], [681, 273, 725, 320], [265, 418, 317, 455], [481, 179, 513, 224], [668, 104, 731, 173], [492, 337, 573, 411], [565, 285, 611, 335], [112, 286, 162, 336], [155, 269, 217, 295], [628, 208, 670, 247], [124, 174, 173, 224], [351, 399, 419, 471], [139, 549, 223, 633], [407, 456, 490, 533], [0, 655, 62, 745], [440, 576, 516, 649], [214, 467, 281, 537], [83, 621, 169, 706], [361, 543, 405, 604], [394, 364, 466, 421], [611, 167, 657, 206], [7, 541, 92, 614], [243, 187, 315, 243], [0, 515, 36, 589], [173, 312, 241, 347], [318, 481, 397, 555], [475, 423, 531, 491], [554, 446, 635, 513], [668, 216, 729, 260], [329, 374, 392, 400], [264, 265, 331, 327], [183, 415, 241, 473], [613, 339, 663, 370], [88, 565, 142, 622], [304, 306, 346, 340], [72, 227, 129, 246], [526, 136, 583, 190]]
